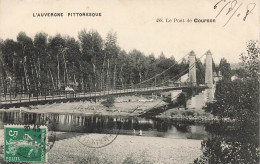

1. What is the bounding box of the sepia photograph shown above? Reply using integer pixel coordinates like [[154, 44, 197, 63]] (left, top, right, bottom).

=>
[[0, 0, 259, 163]]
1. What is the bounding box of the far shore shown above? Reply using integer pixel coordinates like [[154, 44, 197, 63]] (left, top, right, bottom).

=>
[[0, 95, 233, 122], [0, 95, 168, 117]]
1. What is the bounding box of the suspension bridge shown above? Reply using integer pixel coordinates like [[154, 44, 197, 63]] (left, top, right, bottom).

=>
[[0, 51, 214, 109]]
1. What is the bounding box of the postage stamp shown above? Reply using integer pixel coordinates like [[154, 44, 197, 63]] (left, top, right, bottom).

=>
[[4, 124, 47, 162]]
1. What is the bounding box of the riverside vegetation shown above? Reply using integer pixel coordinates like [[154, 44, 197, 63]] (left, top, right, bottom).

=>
[[194, 40, 260, 164]]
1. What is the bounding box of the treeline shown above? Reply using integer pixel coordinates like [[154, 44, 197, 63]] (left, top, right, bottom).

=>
[[0, 29, 213, 95], [0, 29, 201, 95]]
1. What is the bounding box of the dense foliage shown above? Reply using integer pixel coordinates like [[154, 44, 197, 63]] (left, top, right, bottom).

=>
[[0, 30, 207, 95], [206, 40, 259, 121], [101, 96, 115, 108], [218, 58, 232, 81], [206, 79, 259, 121], [194, 121, 259, 164], [195, 40, 259, 164]]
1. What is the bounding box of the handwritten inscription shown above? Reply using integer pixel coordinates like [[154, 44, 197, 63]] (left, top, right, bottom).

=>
[[213, 0, 256, 27]]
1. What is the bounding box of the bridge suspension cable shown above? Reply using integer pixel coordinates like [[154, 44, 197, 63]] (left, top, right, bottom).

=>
[[133, 53, 190, 86], [156, 53, 206, 87], [77, 51, 205, 91], [77, 52, 190, 90]]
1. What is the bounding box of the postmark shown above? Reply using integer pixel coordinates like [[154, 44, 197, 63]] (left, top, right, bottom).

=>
[[39, 114, 57, 152], [72, 107, 122, 148], [4, 124, 47, 162]]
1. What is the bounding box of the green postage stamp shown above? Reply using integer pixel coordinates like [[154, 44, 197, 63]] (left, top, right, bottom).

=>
[[4, 124, 47, 162]]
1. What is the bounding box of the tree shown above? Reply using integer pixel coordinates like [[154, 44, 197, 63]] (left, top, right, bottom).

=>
[[117, 50, 128, 88], [218, 58, 232, 81], [194, 121, 259, 164], [147, 54, 157, 85], [196, 58, 205, 84], [128, 49, 148, 84], [78, 29, 103, 91], [1, 39, 18, 93], [34, 32, 48, 90], [64, 36, 81, 90], [205, 41, 259, 121], [49, 34, 66, 90], [17, 32, 35, 93], [101, 96, 115, 108], [104, 31, 119, 89], [0, 29, 209, 98], [240, 40, 260, 80]]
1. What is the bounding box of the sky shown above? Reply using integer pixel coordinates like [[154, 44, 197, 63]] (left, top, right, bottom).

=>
[[0, 0, 259, 63]]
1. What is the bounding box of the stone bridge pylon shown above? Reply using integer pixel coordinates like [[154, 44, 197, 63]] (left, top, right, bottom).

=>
[[188, 50, 213, 88], [188, 51, 196, 87], [205, 51, 213, 88]]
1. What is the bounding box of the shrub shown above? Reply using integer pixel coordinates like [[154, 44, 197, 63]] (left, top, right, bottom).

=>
[[101, 96, 115, 108]]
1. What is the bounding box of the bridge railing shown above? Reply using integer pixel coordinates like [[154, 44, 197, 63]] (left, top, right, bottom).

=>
[[0, 83, 188, 105]]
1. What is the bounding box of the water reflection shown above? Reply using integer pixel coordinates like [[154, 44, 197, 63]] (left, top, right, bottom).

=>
[[0, 111, 208, 139], [0, 111, 258, 163], [186, 88, 215, 110]]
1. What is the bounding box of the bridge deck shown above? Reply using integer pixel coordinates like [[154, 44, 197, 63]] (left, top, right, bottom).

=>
[[1, 86, 195, 108]]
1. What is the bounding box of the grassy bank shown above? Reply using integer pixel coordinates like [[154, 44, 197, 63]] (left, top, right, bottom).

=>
[[156, 107, 221, 122], [0, 95, 168, 117]]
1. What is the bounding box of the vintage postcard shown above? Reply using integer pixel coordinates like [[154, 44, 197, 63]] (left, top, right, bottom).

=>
[[0, 0, 259, 163]]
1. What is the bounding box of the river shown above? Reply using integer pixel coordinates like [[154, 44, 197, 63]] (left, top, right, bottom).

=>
[[0, 88, 258, 163]]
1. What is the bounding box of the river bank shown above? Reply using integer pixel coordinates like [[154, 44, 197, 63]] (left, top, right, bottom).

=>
[[0, 129, 202, 163], [47, 134, 202, 164], [0, 95, 168, 117], [155, 107, 235, 123], [0, 91, 223, 122]]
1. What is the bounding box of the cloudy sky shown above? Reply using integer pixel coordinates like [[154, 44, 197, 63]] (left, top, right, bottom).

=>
[[0, 0, 259, 63]]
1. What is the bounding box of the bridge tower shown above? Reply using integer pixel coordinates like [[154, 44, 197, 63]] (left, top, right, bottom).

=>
[[188, 51, 196, 87], [205, 50, 213, 88]]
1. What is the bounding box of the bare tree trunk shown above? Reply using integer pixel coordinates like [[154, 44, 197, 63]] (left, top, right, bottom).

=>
[[63, 68, 66, 88], [0, 56, 8, 95], [113, 63, 117, 89], [38, 58, 41, 85], [89, 74, 93, 91], [57, 54, 60, 89], [49, 68, 55, 90], [12, 52, 15, 97], [74, 74, 77, 90], [36, 57, 42, 94], [73, 63, 77, 90], [23, 56, 30, 93], [81, 76, 84, 91], [139, 71, 142, 83], [92, 63, 96, 89], [120, 65, 124, 88], [34, 59, 40, 88], [101, 53, 106, 91], [31, 61, 38, 94], [62, 52, 69, 87], [106, 59, 110, 90], [0, 56, 2, 107]]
